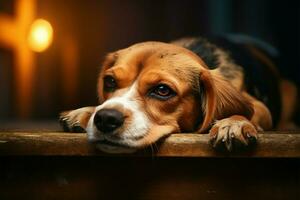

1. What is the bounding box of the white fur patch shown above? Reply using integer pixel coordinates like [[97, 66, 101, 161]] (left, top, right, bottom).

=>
[[86, 82, 151, 149]]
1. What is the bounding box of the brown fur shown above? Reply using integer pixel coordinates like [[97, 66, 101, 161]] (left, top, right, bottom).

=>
[[60, 40, 297, 152]]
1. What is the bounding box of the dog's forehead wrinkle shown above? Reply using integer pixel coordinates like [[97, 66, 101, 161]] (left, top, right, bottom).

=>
[[115, 50, 158, 75], [160, 65, 199, 82]]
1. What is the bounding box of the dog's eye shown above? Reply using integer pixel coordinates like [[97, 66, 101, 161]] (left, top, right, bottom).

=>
[[149, 84, 176, 100], [103, 75, 117, 92]]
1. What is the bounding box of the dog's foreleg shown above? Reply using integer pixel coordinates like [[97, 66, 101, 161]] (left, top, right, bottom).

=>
[[209, 93, 272, 151]]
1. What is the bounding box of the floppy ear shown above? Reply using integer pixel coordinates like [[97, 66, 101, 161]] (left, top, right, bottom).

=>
[[198, 69, 254, 132]]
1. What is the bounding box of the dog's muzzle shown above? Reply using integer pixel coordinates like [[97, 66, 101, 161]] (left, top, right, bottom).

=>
[[93, 108, 124, 133]]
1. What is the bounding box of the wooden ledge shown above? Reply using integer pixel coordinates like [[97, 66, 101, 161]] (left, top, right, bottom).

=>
[[0, 132, 300, 157]]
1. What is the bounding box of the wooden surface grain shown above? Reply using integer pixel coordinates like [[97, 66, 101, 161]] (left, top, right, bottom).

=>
[[0, 131, 300, 157], [1, 131, 300, 200]]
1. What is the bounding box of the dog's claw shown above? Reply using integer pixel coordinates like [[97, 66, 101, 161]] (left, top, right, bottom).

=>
[[72, 125, 85, 133], [59, 118, 70, 132], [59, 111, 86, 133], [208, 117, 258, 152]]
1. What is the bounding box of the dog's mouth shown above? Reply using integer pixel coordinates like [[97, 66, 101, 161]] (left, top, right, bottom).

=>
[[94, 139, 137, 154], [100, 140, 122, 146]]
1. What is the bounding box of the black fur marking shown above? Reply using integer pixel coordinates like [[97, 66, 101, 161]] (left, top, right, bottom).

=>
[[186, 38, 220, 69], [184, 35, 282, 127], [212, 36, 281, 126]]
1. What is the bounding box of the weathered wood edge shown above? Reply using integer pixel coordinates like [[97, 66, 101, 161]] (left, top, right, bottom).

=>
[[0, 132, 299, 157]]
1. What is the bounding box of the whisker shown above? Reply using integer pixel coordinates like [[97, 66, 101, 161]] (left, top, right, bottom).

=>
[[153, 143, 159, 153], [149, 144, 154, 159]]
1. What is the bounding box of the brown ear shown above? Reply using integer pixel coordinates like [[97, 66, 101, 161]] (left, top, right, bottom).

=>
[[197, 70, 217, 132], [198, 70, 254, 132]]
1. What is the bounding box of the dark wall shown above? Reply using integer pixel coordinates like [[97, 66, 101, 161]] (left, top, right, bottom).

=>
[[33, 0, 212, 118], [0, 0, 299, 120]]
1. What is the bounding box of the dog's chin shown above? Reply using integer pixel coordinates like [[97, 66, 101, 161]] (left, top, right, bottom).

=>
[[95, 140, 137, 154]]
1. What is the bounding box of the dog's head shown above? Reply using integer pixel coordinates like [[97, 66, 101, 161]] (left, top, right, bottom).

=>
[[87, 42, 253, 153]]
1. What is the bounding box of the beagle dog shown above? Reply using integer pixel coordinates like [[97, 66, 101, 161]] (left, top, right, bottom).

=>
[[60, 35, 297, 153]]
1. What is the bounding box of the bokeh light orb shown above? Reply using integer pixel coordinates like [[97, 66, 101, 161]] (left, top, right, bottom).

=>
[[28, 19, 53, 52]]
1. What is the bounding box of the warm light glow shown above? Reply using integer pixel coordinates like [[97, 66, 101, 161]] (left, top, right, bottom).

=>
[[28, 19, 53, 52]]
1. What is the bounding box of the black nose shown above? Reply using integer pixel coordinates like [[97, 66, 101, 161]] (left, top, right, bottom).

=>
[[93, 109, 124, 133]]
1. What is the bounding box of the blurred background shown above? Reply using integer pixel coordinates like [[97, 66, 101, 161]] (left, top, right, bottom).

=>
[[0, 0, 299, 129]]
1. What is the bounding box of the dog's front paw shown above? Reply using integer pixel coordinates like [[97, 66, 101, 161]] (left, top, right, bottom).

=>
[[209, 116, 257, 152], [59, 111, 86, 133], [59, 107, 95, 133]]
